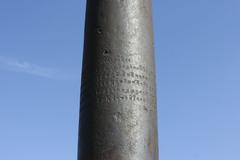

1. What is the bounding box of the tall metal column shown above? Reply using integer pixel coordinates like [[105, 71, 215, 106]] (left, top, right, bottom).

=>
[[78, 0, 158, 159]]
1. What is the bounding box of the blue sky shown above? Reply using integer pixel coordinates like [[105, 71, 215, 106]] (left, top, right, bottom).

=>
[[0, 0, 240, 160]]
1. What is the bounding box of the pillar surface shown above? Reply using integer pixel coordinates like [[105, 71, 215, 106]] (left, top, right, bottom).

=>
[[79, 0, 158, 159]]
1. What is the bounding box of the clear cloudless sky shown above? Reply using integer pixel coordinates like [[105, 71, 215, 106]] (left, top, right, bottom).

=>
[[0, 0, 240, 160]]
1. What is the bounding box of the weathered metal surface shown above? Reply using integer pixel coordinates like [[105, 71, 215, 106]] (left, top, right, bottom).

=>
[[78, 0, 158, 159]]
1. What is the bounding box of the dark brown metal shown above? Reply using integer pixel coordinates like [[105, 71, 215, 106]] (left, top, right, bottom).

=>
[[78, 0, 158, 159]]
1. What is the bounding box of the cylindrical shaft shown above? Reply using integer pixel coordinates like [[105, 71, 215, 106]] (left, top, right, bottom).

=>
[[79, 0, 158, 159]]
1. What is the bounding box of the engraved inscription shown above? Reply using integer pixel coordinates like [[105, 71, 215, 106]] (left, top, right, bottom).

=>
[[81, 54, 156, 112], [99, 55, 154, 106]]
